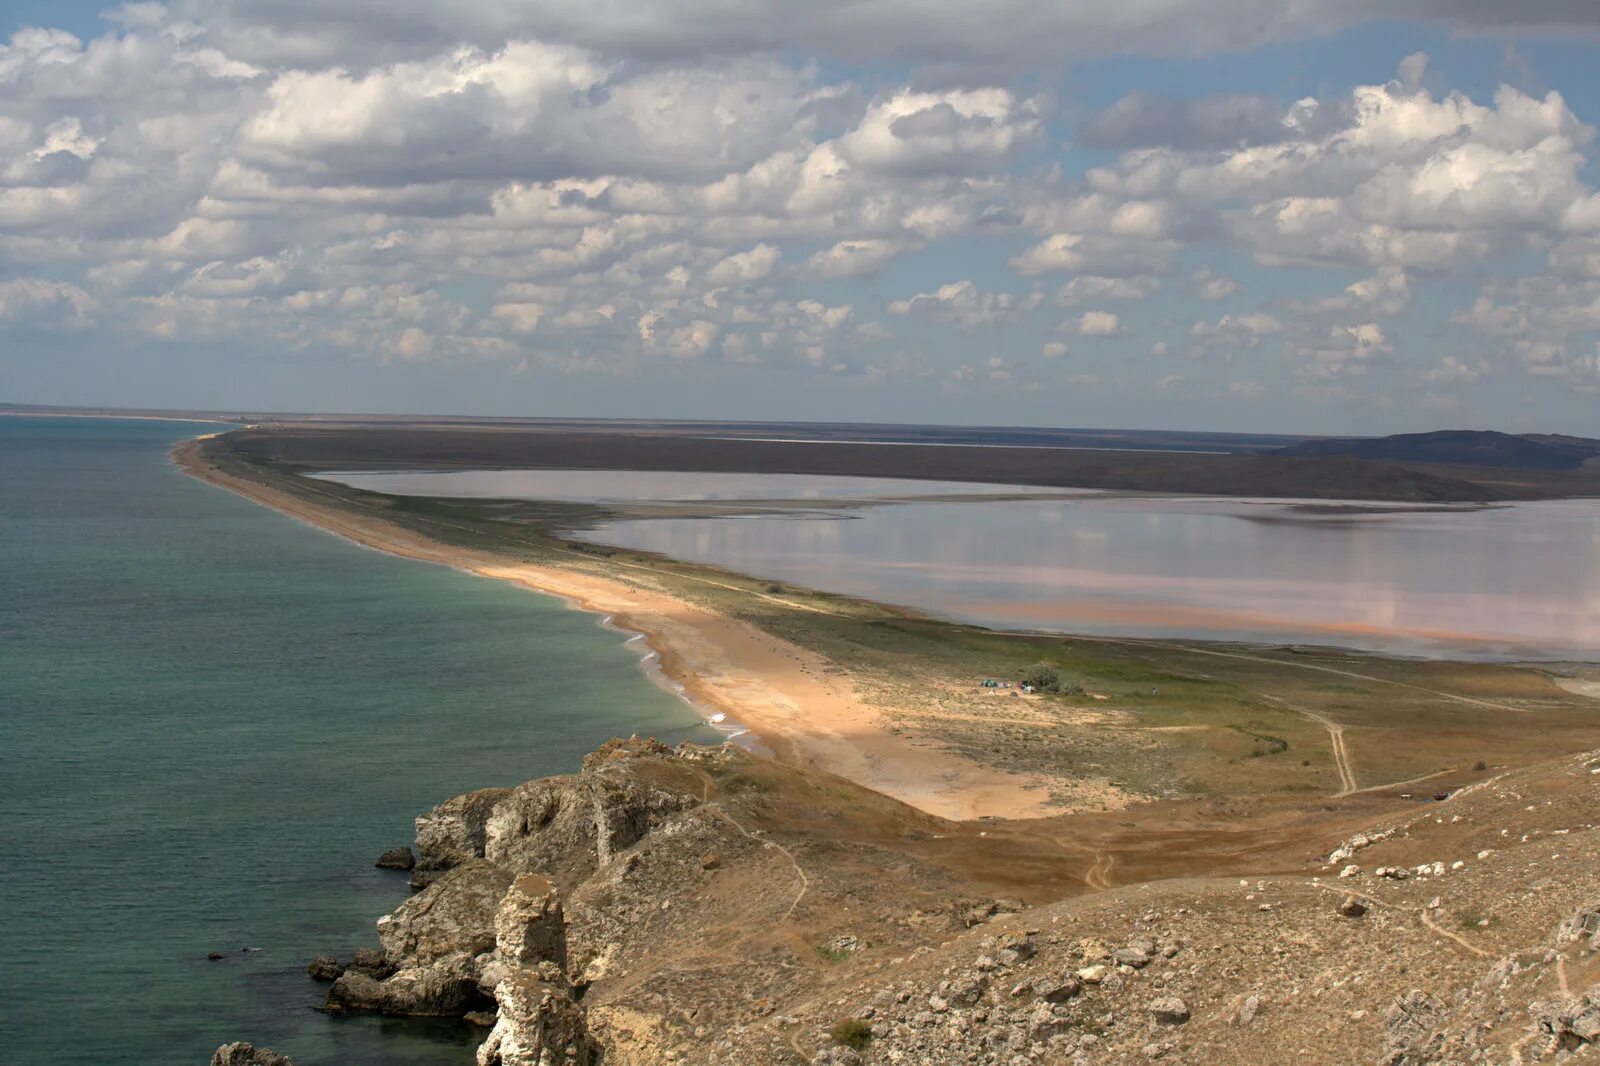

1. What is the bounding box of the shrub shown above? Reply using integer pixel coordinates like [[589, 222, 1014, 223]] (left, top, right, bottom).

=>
[[1018, 662, 1063, 694], [831, 1018, 872, 1051]]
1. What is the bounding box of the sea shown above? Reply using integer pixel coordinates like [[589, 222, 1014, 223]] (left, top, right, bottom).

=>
[[0, 417, 712, 1065]]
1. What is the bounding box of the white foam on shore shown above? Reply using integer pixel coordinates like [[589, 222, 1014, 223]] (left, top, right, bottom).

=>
[[596, 614, 764, 753]]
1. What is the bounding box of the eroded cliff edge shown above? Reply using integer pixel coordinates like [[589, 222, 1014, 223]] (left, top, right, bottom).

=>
[[310, 737, 1600, 1065]]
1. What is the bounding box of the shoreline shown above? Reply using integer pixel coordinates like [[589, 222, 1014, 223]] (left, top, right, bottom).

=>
[[172, 437, 1060, 821]]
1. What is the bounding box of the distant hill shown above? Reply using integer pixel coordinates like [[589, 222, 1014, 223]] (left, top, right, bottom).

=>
[[1275, 430, 1600, 471]]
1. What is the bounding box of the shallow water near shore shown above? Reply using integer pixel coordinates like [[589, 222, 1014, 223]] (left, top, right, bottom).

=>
[[0, 418, 711, 1065]]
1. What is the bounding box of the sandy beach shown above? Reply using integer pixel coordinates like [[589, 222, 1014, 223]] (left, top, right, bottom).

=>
[[173, 439, 1057, 821]]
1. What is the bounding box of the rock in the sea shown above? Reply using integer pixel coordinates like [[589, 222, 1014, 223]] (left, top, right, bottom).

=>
[[211, 1042, 295, 1066], [325, 964, 487, 1018], [346, 947, 395, 979], [376, 846, 416, 870], [1150, 996, 1191, 1025], [476, 964, 599, 1066], [306, 955, 343, 982], [327, 861, 511, 1018]]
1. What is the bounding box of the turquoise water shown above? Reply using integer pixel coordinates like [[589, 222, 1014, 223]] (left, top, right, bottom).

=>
[[0, 418, 711, 1065]]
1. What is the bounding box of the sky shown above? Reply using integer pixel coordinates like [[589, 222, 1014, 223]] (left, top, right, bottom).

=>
[[3, 3, 1600, 434]]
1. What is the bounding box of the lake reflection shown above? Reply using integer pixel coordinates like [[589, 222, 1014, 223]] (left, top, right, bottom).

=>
[[312, 468, 1080, 503], [578, 495, 1600, 660]]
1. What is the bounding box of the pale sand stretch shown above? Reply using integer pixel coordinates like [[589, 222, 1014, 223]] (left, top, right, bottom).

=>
[[174, 441, 1056, 821]]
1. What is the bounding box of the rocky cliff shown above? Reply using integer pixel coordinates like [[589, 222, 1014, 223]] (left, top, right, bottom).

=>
[[311, 737, 1600, 1064]]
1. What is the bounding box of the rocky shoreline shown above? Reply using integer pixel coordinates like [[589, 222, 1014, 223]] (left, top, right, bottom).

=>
[[211, 736, 1600, 1065]]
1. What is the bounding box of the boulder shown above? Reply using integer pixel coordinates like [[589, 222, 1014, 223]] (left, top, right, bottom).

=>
[[1340, 896, 1369, 919], [324, 972, 388, 1014], [1150, 997, 1190, 1025], [1035, 974, 1081, 1003], [211, 1043, 294, 1066], [306, 955, 343, 982], [1383, 990, 1444, 1064], [1533, 990, 1600, 1048], [376, 846, 416, 871], [326, 964, 486, 1017], [1558, 904, 1600, 952], [346, 948, 395, 979], [992, 931, 1036, 967], [1114, 945, 1153, 969]]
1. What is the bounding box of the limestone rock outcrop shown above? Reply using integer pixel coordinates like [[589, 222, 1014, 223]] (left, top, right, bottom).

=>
[[326, 860, 511, 1017], [211, 1043, 294, 1066], [415, 787, 511, 871], [476, 965, 598, 1066]]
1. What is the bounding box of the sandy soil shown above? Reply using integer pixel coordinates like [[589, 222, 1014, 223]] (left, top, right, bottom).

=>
[[174, 441, 1057, 821], [1555, 678, 1600, 699]]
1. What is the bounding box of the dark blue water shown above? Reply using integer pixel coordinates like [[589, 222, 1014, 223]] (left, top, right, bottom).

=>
[[0, 417, 710, 1064]]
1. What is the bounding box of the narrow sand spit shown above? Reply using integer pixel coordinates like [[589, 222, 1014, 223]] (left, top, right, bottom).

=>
[[174, 441, 1056, 821]]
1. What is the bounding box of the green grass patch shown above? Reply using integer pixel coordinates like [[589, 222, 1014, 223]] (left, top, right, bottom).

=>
[[831, 1017, 872, 1051]]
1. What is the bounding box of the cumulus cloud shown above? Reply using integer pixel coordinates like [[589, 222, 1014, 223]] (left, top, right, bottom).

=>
[[1011, 233, 1179, 276], [803, 238, 909, 279], [3, 4, 1600, 413], [1189, 270, 1239, 300], [1055, 274, 1160, 306], [888, 280, 1042, 327], [1079, 92, 1342, 151], [1069, 310, 1123, 336], [157, 1, 1600, 73], [1424, 355, 1489, 383], [1190, 312, 1282, 348], [1290, 321, 1392, 379], [0, 278, 95, 328], [836, 89, 1043, 177], [706, 244, 781, 285]]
